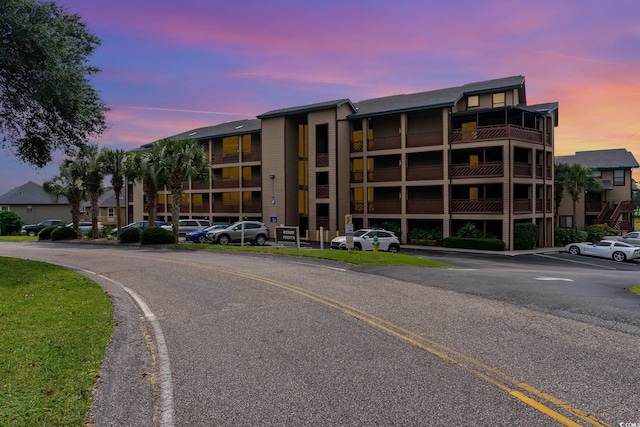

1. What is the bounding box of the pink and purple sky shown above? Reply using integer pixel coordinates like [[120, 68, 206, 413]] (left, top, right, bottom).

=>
[[1, 0, 639, 196]]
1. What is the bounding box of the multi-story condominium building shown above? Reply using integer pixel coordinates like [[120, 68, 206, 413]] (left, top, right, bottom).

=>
[[129, 75, 559, 250], [555, 149, 638, 231]]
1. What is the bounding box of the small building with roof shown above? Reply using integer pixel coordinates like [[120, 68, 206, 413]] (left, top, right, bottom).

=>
[[0, 181, 71, 225]]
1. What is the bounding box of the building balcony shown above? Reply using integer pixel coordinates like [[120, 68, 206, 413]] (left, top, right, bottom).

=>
[[316, 184, 329, 199], [368, 167, 402, 182], [316, 153, 329, 167], [191, 180, 210, 190], [406, 199, 444, 214], [192, 204, 210, 213], [213, 202, 240, 213], [513, 199, 532, 213], [451, 161, 503, 178], [406, 165, 444, 181], [317, 216, 329, 229], [406, 131, 443, 148], [368, 135, 401, 151], [242, 176, 262, 188], [241, 150, 261, 162], [212, 153, 239, 165], [212, 178, 239, 189], [451, 199, 503, 214], [351, 170, 363, 183], [513, 162, 533, 178], [242, 201, 262, 213], [451, 124, 543, 145], [350, 200, 401, 215]]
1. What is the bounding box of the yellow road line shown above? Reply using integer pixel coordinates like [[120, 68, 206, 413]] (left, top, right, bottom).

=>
[[106, 253, 612, 427]]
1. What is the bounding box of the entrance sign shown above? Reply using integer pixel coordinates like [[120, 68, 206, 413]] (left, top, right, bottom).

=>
[[275, 226, 300, 249], [345, 223, 354, 250]]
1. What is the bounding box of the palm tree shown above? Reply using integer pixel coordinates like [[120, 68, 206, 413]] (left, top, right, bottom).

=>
[[43, 161, 85, 232], [555, 162, 603, 229], [100, 148, 128, 240], [126, 150, 166, 228], [74, 144, 104, 239], [554, 163, 571, 227], [153, 138, 209, 243]]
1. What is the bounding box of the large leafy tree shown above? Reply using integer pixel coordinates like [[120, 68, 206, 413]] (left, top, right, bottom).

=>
[[99, 148, 127, 240], [0, 0, 109, 166], [153, 138, 209, 243], [555, 162, 603, 229]]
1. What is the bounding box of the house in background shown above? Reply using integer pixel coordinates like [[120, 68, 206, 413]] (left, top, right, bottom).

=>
[[555, 149, 638, 231], [0, 181, 71, 224], [79, 189, 126, 226]]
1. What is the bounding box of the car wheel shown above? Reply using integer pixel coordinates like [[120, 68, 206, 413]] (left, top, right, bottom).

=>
[[27, 230, 36, 237], [218, 234, 230, 245], [568, 245, 580, 255], [197, 235, 207, 244], [353, 243, 362, 251], [388, 245, 399, 254], [612, 251, 626, 262], [255, 235, 266, 246]]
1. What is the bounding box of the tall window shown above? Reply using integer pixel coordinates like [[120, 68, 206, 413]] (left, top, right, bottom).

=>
[[108, 208, 115, 217], [492, 92, 505, 108], [614, 169, 624, 186]]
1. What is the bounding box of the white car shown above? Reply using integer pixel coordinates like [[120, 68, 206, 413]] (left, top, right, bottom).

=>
[[603, 231, 640, 246], [331, 229, 400, 253], [565, 240, 640, 262]]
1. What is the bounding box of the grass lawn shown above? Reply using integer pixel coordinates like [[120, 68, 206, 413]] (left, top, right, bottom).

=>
[[0, 258, 112, 427], [0, 236, 37, 241]]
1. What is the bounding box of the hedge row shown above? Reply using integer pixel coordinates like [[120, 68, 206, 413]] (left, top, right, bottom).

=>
[[443, 236, 505, 251]]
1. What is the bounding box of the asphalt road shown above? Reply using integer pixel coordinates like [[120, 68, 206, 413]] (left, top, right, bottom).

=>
[[1, 241, 639, 426]]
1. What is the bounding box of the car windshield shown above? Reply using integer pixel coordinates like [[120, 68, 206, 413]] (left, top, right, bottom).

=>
[[353, 230, 369, 237]]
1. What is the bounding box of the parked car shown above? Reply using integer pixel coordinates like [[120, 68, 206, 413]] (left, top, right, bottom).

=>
[[330, 229, 400, 253], [161, 219, 211, 237], [67, 221, 103, 234], [603, 231, 640, 246], [565, 240, 640, 262], [111, 220, 166, 235], [22, 219, 63, 236], [186, 224, 229, 243], [206, 221, 269, 245]]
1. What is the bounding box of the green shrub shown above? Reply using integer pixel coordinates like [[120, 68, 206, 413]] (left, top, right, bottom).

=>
[[141, 227, 173, 245], [456, 222, 482, 238], [408, 227, 443, 246], [119, 227, 141, 244], [554, 228, 588, 246], [582, 224, 616, 242], [51, 226, 78, 241], [0, 211, 23, 235], [443, 236, 505, 251], [100, 226, 113, 238], [514, 222, 538, 250], [38, 226, 59, 240], [371, 220, 401, 236]]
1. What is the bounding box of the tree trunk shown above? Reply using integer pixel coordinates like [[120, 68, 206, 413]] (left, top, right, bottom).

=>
[[171, 187, 182, 243]]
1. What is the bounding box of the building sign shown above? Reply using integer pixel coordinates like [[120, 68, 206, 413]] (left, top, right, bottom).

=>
[[345, 223, 354, 250], [275, 226, 300, 249]]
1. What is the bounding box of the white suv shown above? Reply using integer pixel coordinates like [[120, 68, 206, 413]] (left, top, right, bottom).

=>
[[162, 219, 211, 237], [330, 229, 400, 253]]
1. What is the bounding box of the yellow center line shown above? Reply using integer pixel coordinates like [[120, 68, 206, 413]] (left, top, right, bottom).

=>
[[105, 253, 611, 427]]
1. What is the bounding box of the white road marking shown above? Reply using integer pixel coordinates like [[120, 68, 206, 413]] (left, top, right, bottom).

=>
[[447, 268, 477, 271], [535, 277, 574, 282], [290, 260, 347, 271]]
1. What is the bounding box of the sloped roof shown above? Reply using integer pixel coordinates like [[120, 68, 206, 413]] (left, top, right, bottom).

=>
[[555, 149, 639, 169], [350, 75, 526, 118], [0, 181, 68, 205], [258, 99, 354, 119], [80, 189, 121, 209], [141, 119, 262, 149]]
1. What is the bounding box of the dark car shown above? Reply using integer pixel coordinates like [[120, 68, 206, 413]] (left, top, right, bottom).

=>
[[22, 219, 63, 236], [185, 224, 229, 243], [111, 220, 165, 235]]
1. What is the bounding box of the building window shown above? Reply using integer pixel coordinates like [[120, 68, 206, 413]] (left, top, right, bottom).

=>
[[467, 95, 479, 108], [592, 170, 602, 178], [26, 205, 32, 212], [0, 205, 8, 211], [614, 169, 624, 186], [107, 208, 115, 217], [492, 92, 505, 108], [559, 216, 573, 228]]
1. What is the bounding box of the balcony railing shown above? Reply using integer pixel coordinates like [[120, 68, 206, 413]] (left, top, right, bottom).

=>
[[191, 205, 209, 213], [241, 150, 261, 162], [451, 161, 503, 178], [368, 167, 402, 182], [587, 201, 608, 214], [513, 199, 532, 213], [451, 199, 503, 214], [406, 165, 443, 181], [406, 131, 443, 148], [351, 201, 364, 213], [406, 199, 444, 214], [212, 178, 239, 189], [451, 124, 543, 144], [368, 135, 401, 151], [317, 216, 329, 229], [213, 202, 240, 213], [212, 153, 239, 164], [242, 201, 262, 213], [349, 200, 402, 214], [242, 176, 262, 188], [351, 170, 363, 183], [316, 184, 329, 199], [316, 153, 329, 167], [513, 162, 532, 177], [191, 180, 210, 190]]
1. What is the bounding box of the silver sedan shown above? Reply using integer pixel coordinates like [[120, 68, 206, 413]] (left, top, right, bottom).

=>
[[565, 239, 640, 262]]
